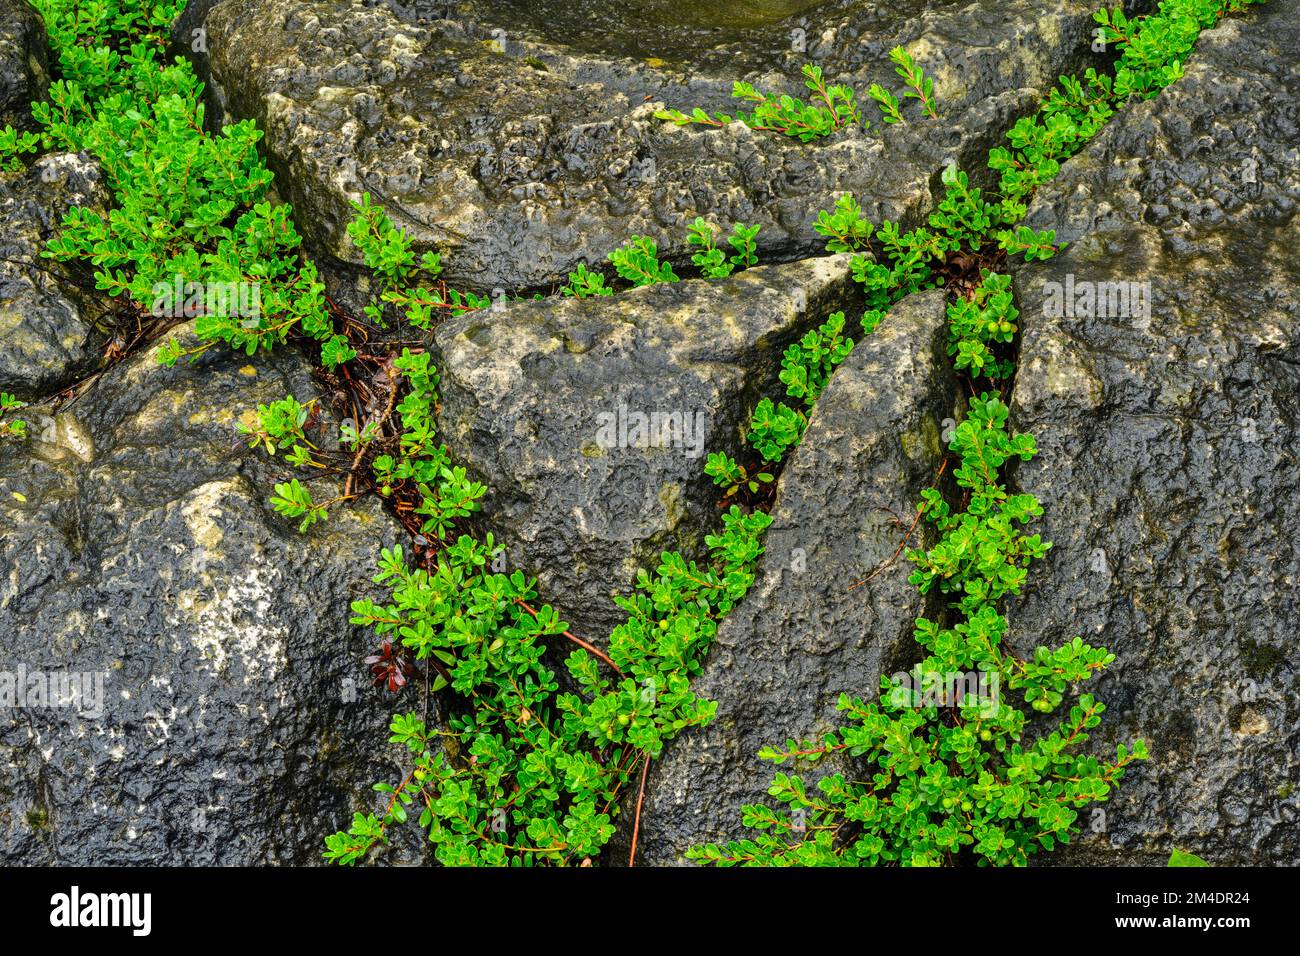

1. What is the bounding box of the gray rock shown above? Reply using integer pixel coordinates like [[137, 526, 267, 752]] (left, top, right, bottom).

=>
[[0, 0, 47, 130], [0, 325, 428, 864], [437, 0, 898, 68], [0, 152, 113, 400], [177, 0, 1105, 291], [628, 289, 954, 864], [1008, 1, 1300, 865], [433, 255, 859, 639], [439, 0, 1100, 84]]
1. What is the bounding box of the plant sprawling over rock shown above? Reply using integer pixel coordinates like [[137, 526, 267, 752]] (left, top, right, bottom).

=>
[[0, 0, 1270, 867], [689, 392, 1146, 866], [689, 0, 1265, 866], [320, 207, 824, 863]]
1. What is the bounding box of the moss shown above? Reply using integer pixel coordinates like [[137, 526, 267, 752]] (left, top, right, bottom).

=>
[[26, 806, 50, 831], [464, 323, 493, 347], [1239, 635, 1285, 681], [318, 729, 339, 763], [657, 481, 687, 530], [901, 413, 942, 464]]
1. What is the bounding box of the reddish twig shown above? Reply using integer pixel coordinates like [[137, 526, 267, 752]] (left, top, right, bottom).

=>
[[513, 599, 622, 674], [848, 457, 949, 591], [628, 752, 652, 867], [343, 362, 397, 498]]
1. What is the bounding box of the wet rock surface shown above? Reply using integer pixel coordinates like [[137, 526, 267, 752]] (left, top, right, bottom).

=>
[[440, 0, 859, 66], [627, 289, 954, 864], [0, 0, 48, 130], [433, 255, 858, 638], [1, 0, 1293, 870], [0, 327, 424, 864], [177, 0, 1103, 291], [0, 152, 113, 401], [1009, 2, 1300, 865]]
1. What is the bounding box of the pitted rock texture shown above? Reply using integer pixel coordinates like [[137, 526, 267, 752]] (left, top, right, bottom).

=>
[[1010, 0, 1300, 865], [0, 152, 113, 400], [434, 255, 858, 639], [627, 289, 954, 864], [0, 0, 48, 130], [176, 0, 1106, 291], [445, 0, 866, 66], [0, 325, 427, 864]]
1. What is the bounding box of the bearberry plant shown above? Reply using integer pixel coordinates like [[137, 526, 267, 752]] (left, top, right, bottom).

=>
[[689, 0, 1264, 867], [5, 0, 1265, 871], [311, 195, 851, 863], [0, 393, 28, 441], [658, 53, 944, 140], [561, 218, 762, 297], [289, 197, 805, 864], [656, 64, 862, 141], [687, 218, 761, 278], [887, 45, 939, 119], [0, 0, 358, 367], [689, 396, 1147, 866]]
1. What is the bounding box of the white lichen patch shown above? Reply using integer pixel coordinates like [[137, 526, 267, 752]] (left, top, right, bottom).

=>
[[181, 481, 229, 557], [0, 564, 19, 612], [1236, 707, 1270, 736], [49, 411, 95, 463], [171, 482, 289, 704], [182, 560, 288, 701], [1029, 339, 1104, 410]]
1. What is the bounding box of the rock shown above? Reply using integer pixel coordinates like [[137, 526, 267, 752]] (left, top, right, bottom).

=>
[[440, 0, 1100, 83], [441, 0, 847, 68], [0, 152, 113, 400], [433, 255, 860, 639], [177, 0, 1105, 291], [0, 0, 48, 130], [1008, 1, 1300, 865], [627, 288, 955, 864], [0, 325, 427, 864]]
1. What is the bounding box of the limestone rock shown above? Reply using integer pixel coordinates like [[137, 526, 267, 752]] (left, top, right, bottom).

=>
[[0, 0, 48, 130], [0, 325, 426, 864], [628, 289, 954, 863], [1009, 1, 1300, 865], [0, 153, 113, 400], [176, 0, 1103, 290], [433, 255, 860, 638]]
